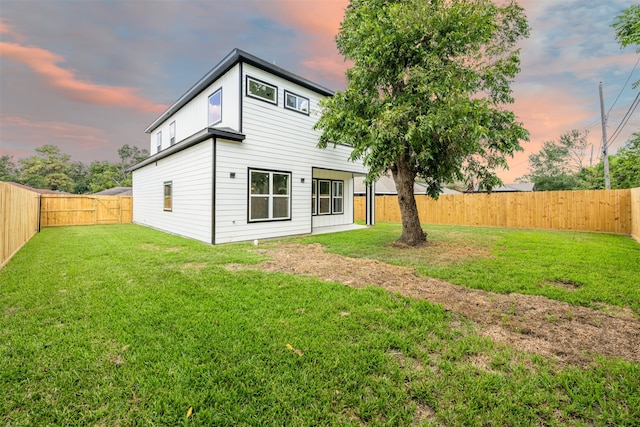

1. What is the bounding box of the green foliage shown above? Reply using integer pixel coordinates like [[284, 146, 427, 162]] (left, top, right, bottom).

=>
[[612, 4, 639, 86], [578, 133, 640, 190], [613, 3, 640, 47], [1, 225, 638, 425], [18, 145, 75, 192], [5, 144, 149, 193], [316, 0, 529, 244], [520, 129, 589, 191], [316, 0, 530, 195], [0, 155, 18, 182]]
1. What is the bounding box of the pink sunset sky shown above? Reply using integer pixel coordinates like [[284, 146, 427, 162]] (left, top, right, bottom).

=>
[[1, 0, 638, 183]]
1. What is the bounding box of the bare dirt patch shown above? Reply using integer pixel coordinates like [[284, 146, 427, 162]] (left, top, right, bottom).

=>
[[227, 243, 640, 366]]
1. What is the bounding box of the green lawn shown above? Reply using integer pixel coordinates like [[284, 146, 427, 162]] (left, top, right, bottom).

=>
[[1, 224, 639, 425], [298, 222, 640, 315]]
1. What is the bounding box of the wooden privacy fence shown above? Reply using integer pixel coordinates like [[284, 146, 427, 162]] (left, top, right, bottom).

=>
[[40, 195, 132, 226], [356, 189, 638, 236], [1, 182, 40, 268], [632, 188, 640, 241]]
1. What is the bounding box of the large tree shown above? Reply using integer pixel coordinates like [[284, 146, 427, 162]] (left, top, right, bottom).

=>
[[18, 145, 75, 192], [520, 130, 589, 191], [0, 155, 18, 182], [316, 0, 530, 245]]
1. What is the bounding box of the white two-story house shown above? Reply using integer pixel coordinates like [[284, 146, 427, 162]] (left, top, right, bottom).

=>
[[130, 49, 373, 244]]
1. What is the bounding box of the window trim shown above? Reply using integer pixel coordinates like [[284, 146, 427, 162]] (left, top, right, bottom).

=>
[[163, 181, 172, 212], [246, 75, 278, 105], [317, 179, 331, 215], [156, 131, 162, 153], [248, 168, 291, 223], [332, 181, 344, 214], [312, 179, 344, 216], [311, 179, 317, 216], [208, 88, 222, 126], [284, 90, 310, 115], [169, 121, 176, 146]]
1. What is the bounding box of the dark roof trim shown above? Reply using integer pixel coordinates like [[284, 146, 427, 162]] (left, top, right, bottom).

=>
[[128, 127, 245, 172], [145, 48, 334, 133]]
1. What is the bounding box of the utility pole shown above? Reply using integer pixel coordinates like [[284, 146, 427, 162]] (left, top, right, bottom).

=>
[[599, 82, 611, 190]]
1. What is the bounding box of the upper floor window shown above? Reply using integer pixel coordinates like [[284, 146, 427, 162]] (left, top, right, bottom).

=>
[[284, 90, 309, 115], [156, 131, 162, 152], [169, 121, 176, 145], [247, 76, 277, 105], [249, 169, 290, 222], [208, 88, 222, 126]]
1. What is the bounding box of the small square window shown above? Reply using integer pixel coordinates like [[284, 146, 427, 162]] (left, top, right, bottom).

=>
[[169, 121, 176, 146], [163, 181, 172, 211], [208, 89, 222, 126], [284, 90, 309, 115], [247, 76, 277, 104]]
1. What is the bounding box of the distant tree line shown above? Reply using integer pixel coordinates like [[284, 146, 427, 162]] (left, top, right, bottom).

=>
[[0, 144, 149, 194], [519, 131, 640, 191]]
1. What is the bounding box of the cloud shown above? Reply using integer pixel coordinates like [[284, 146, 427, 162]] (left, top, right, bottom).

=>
[[253, 0, 349, 88], [0, 114, 112, 163], [2, 115, 108, 144], [0, 40, 167, 113], [0, 17, 26, 43]]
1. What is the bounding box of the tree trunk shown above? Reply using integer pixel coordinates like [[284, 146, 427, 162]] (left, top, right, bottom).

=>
[[392, 162, 427, 246]]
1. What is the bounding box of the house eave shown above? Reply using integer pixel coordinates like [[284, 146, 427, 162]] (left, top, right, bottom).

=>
[[128, 127, 245, 172], [144, 48, 334, 134]]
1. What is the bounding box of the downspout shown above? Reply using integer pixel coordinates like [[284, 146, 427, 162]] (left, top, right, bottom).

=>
[[211, 138, 217, 245]]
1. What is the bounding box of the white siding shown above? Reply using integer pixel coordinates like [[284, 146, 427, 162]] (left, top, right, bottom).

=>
[[149, 65, 241, 154], [213, 64, 366, 244], [133, 141, 213, 243]]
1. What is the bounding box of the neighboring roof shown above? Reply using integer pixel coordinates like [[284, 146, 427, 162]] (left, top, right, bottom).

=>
[[4, 182, 69, 194], [93, 187, 132, 196], [145, 48, 334, 134], [129, 127, 245, 172], [471, 182, 536, 193], [354, 175, 461, 195]]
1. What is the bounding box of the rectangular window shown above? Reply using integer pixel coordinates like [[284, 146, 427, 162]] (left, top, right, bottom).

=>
[[284, 90, 309, 115], [312, 179, 344, 215], [249, 169, 290, 222], [247, 76, 277, 104], [208, 88, 222, 126], [311, 179, 317, 216], [318, 180, 331, 215], [156, 131, 162, 152], [169, 121, 176, 145], [163, 181, 172, 212], [332, 181, 343, 214]]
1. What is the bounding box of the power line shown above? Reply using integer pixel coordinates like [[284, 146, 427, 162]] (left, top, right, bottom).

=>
[[606, 57, 640, 116], [607, 92, 640, 148]]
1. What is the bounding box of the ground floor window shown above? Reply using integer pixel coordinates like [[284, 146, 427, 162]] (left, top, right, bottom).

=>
[[163, 181, 172, 211], [311, 179, 317, 215], [249, 169, 291, 222], [312, 179, 344, 215]]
